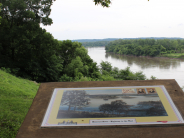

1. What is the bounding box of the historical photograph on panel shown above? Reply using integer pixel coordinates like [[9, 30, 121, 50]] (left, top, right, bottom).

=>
[[137, 88, 146, 94], [57, 88, 168, 119], [147, 88, 157, 94]]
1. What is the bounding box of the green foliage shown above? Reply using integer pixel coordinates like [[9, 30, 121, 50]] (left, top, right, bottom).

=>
[[158, 53, 184, 59], [66, 56, 84, 79], [100, 74, 116, 81], [0, 0, 54, 25], [1, 67, 11, 74], [0, 23, 63, 82], [94, 0, 111, 7], [59, 74, 74, 82], [0, 0, 65, 82], [100, 61, 112, 72], [65, 60, 148, 82], [98, 61, 146, 81], [0, 70, 39, 138], [77, 76, 93, 82], [150, 76, 157, 80], [106, 39, 184, 57], [58, 40, 100, 82]]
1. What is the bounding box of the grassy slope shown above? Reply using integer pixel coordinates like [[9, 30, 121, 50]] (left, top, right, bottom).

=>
[[158, 53, 184, 59], [0, 70, 39, 138]]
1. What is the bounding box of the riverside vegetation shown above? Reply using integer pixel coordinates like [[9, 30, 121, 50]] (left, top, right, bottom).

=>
[[80, 38, 184, 59], [105, 39, 184, 58]]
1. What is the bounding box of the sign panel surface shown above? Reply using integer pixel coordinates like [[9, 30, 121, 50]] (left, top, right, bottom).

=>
[[41, 86, 184, 127]]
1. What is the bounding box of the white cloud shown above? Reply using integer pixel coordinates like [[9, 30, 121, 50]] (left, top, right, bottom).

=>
[[41, 0, 184, 40]]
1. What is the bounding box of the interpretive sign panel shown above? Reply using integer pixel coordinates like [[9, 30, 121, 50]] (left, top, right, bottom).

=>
[[41, 85, 184, 127]]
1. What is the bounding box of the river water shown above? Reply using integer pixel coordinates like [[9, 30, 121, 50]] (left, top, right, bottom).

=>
[[87, 47, 184, 87]]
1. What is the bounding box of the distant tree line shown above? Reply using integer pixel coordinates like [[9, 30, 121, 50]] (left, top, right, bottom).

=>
[[105, 39, 184, 57], [81, 41, 110, 47], [72, 38, 119, 42]]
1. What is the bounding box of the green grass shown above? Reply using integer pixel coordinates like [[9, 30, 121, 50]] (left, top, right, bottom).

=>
[[158, 53, 184, 59], [0, 70, 39, 138]]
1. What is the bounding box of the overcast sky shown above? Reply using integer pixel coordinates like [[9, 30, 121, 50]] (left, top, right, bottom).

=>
[[40, 0, 184, 40]]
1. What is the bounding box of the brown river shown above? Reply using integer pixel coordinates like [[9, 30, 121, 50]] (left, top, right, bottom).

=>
[[87, 47, 184, 87]]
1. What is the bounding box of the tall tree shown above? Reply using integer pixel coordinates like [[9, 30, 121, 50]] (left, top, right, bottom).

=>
[[58, 40, 100, 81], [0, 0, 57, 79]]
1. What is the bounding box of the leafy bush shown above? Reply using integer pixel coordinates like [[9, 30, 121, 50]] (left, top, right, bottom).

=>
[[59, 74, 74, 82], [1, 67, 11, 73], [98, 61, 146, 81], [150, 76, 157, 80]]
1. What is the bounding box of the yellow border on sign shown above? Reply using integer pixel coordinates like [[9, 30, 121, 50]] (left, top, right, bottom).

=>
[[47, 87, 178, 125]]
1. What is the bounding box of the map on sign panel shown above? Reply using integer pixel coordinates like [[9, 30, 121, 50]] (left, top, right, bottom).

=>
[[41, 86, 184, 127]]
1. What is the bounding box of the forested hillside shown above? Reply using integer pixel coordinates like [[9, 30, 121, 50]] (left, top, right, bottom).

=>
[[105, 39, 184, 57]]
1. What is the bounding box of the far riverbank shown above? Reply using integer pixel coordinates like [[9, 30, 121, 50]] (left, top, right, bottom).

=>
[[85, 46, 184, 59]]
